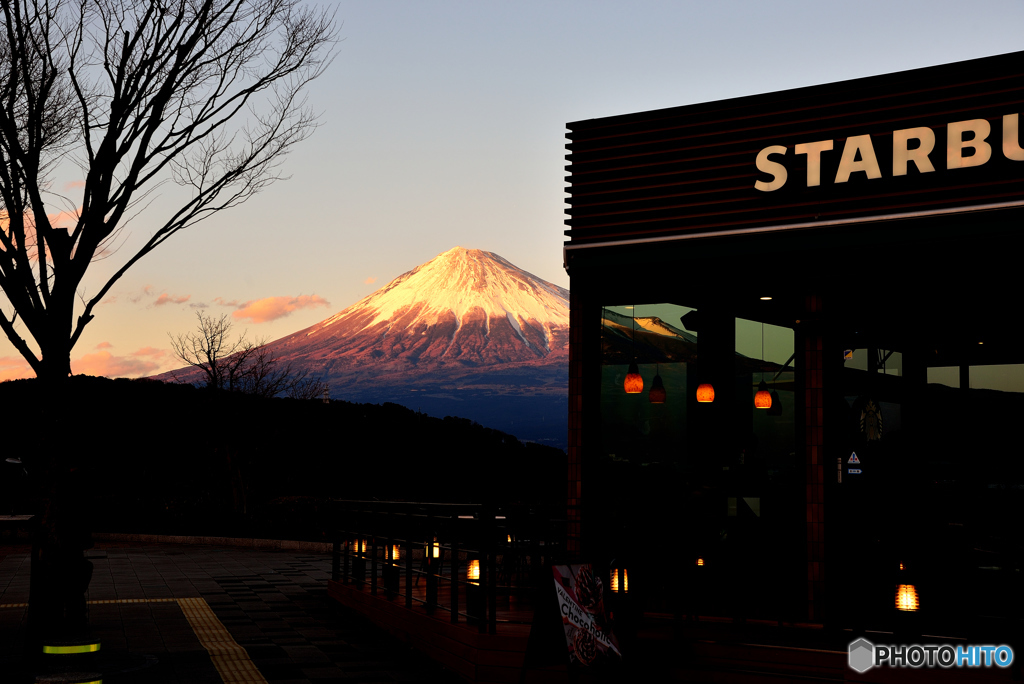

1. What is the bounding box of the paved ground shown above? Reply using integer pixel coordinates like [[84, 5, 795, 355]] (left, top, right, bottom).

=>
[[0, 542, 462, 683]]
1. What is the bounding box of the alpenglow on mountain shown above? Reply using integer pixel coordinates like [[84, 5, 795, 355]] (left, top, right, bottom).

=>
[[273, 246, 569, 369], [213, 247, 569, 446]]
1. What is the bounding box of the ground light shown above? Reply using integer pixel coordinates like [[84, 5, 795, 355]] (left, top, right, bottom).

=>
[[896, 584, 920, 612], [610, 567, 629, 593]]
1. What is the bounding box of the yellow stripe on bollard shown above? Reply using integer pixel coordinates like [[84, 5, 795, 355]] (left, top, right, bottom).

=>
[[42, 642, 101, 654]]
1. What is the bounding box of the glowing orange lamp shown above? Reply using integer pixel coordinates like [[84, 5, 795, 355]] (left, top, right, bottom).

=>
[[696, 383, 715, 403], [896, 584, 919, 612], [624, 362, 643, 393], [754, 380, 772, 409], [610, 568, 629, 593]]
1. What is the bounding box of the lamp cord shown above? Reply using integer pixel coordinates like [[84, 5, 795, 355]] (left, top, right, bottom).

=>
[[761, 321, 765, 382], [632, 305, 636, 360]]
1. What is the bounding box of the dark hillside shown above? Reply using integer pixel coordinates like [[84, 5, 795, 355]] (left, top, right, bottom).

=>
[[0, 376, 566, 541]]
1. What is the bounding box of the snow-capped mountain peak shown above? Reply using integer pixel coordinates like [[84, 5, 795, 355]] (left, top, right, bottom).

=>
[[322, 246, 569, 334], [266, 247, 569, 368]]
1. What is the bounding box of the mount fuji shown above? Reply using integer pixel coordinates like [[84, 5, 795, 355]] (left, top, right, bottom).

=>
[[170, 247, 570, 447]]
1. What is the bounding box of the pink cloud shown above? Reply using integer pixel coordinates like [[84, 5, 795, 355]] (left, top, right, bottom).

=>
[[153, 293, 190, 306], [213, 297, 240, 307], [47, 207, 81, 229], [232, 294, 330, 323], [0, 356, 34, 382], [95, 341, 113, 349], [129, 285, 154, 304], [64, 180, 86, 191], [364, 276, 377, 285], [132, 346, 166, 359], [71, 351, 161, 378]]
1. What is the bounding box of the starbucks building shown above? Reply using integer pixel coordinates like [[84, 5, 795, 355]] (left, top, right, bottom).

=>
[[563, 50, 1024, 634]]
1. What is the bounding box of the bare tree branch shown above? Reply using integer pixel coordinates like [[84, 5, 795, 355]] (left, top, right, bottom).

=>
[[0, 0, 338, 379], [170, 310, 324, 399]]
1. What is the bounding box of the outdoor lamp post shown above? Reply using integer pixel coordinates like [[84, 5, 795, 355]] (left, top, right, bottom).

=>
[[466, 558, 484, 624], [383, 544, 400, 598], [893, 561, 922, 639], [610, 567, 629, 594], [425, 537, 439, 614]]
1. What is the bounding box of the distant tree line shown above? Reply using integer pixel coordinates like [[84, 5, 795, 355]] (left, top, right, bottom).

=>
[[0, 376, 566, 541]]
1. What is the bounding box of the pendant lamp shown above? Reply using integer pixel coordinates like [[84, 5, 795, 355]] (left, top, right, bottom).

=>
[[649, 366, 666, 403], [754, 322, 772, 409], [696, 383, 715, 403], [754, 380, 772, 409], [624, 361, 643, 393], [624, 306, 643, 393]]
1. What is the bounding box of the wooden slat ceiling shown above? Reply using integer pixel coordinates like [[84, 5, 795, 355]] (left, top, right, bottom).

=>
[[565, 51, 1024, 244]]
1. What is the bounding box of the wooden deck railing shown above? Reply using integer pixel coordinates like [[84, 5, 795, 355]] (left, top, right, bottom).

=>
[[330, 500, 564, 634]]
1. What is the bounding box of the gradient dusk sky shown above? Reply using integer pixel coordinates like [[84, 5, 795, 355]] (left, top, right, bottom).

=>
[[3, 0, 1022, 380]]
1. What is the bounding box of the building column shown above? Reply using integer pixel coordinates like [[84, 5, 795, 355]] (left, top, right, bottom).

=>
[[802, 295, 827, 622], [567, 288, 584, 558]]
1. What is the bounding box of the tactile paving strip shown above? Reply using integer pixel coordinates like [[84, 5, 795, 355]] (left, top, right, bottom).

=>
[[1, 597, 267, 684], [177, 597, 268, 684]]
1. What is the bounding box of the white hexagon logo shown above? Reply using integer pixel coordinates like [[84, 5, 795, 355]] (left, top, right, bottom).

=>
[[848, 638, 874, 673]]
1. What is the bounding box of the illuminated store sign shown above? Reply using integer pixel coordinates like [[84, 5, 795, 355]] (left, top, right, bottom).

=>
[[755, 113, 1024, 192]]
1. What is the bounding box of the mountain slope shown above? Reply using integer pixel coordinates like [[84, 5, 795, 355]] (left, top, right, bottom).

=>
[[162, 247, 570, 447], [272, 246, 569, 373]]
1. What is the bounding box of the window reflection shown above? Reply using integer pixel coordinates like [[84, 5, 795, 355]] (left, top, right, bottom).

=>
[[595, 304, 798, 619]]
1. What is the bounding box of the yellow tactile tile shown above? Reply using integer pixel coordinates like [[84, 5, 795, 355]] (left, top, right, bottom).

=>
[[2, 597, 268, 684], [176, 597, 268, 684]]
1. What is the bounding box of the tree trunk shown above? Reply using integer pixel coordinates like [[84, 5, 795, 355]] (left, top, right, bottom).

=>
[[28, 374, 94, 647]]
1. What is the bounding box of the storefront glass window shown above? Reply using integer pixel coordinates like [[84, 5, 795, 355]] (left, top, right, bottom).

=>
[[927, 366, 960, 388], [599, 304, 696, 465], [593, 304, 800, 619], [969, 364, 1024, 392]]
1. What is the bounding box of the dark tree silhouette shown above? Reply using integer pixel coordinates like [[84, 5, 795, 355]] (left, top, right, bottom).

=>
[[0, 0, 336, 646], [0, 0, 337, 381], [170, 311, 259, 391]]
